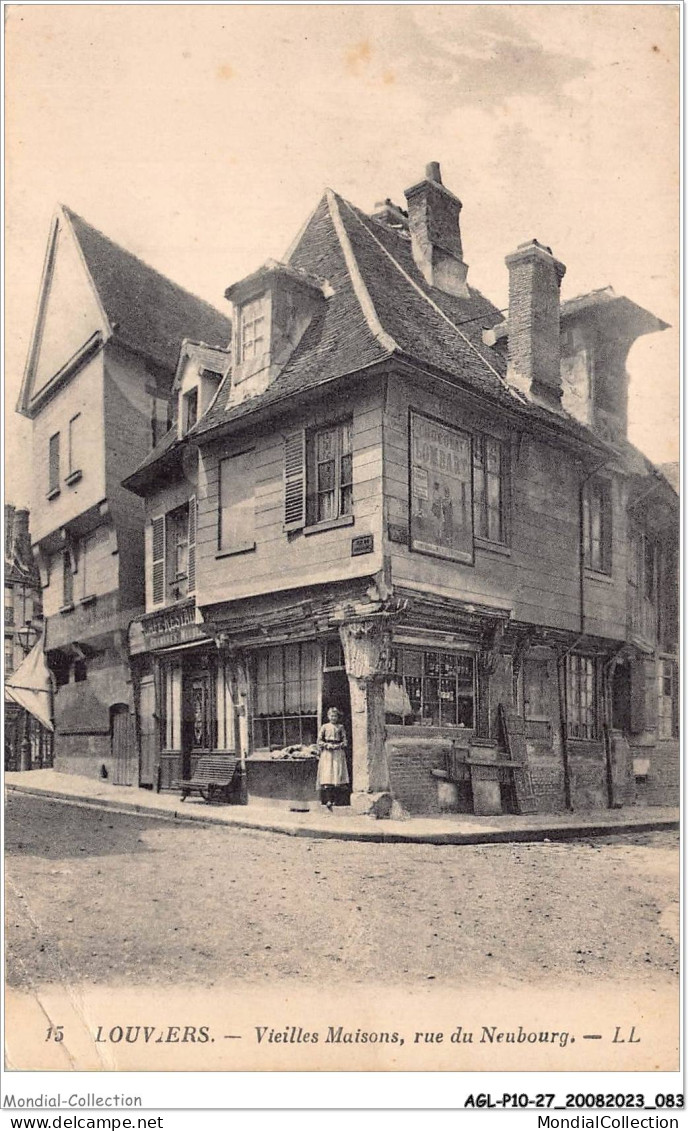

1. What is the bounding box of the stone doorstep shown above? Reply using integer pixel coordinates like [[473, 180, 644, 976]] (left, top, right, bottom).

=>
[[4, 774, 679, 846]]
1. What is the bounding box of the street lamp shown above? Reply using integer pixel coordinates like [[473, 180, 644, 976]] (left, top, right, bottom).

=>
[[16, 620, 38, 771], [16, 621, 35, 656]]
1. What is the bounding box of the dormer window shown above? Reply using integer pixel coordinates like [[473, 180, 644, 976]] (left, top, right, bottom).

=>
[[240, 297, 267, 362], [182, 388, 198, 435]]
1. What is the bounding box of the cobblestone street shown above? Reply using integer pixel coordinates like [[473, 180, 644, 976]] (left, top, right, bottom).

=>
[[6, 793, 679, 993]]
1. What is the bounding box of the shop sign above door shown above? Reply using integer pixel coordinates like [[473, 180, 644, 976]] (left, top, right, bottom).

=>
[[142, 602, 206, 650]]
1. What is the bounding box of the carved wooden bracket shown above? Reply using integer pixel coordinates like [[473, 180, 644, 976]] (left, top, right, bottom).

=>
[[478, 620, 507, 675], [338, 619, 395, 681], [511, 631, 533, 680]]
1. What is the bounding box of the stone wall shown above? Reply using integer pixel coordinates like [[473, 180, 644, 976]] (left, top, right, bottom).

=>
[[385, 732, 449, 815], [633, 740, 680, 807]]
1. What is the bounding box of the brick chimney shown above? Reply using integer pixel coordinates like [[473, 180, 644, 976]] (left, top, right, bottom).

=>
[[505, 239, 566, 408], [404, 162, 469, 298]]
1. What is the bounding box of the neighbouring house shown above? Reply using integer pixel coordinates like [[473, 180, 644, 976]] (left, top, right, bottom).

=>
[[122, 161, 676, 814], [16, 206, 232, 782], [4, 504, 52, 769]]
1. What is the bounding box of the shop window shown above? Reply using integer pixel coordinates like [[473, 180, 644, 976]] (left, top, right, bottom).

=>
[[5, 636, 14, 674], [384, 648, 475, 728], [473, 434, 508, 544], [251, 642, 319, 749], [74, 659, 87, 683], [219, 450, 255, 553], [566, 655, 599, 740], [658, 659, 678, 739], [583, 477, 612, 574]]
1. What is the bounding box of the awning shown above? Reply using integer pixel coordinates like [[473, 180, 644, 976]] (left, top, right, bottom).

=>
[[5, 633, 54, 732]]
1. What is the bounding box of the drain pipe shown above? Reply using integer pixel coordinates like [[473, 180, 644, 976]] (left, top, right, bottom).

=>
[[602, 643, 631, 808], [556, 634, 586, 812]]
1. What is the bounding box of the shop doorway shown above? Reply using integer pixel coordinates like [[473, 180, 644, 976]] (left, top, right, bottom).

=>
[[611, 660, 632, 733], [321, 666, 352, 804], [111, 703, 136, 786], [138, 676, 157, 788], [182, 661, 215, 779]]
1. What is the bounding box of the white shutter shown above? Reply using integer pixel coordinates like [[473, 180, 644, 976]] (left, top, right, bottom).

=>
[[152, 515, 165, 606], [187, 497, 197, 595], [284, 431, 306, 530]]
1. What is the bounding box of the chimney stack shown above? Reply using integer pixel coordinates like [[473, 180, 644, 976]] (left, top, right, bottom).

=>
[[505, 239, 566, 408], [404, 162, 469, 298]]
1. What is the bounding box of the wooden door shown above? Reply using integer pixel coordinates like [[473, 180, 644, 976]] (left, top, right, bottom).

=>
[[111, 704, 137, 786], [138, 677, 157, 787]]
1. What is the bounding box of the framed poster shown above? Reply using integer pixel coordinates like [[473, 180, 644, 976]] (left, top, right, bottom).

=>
[[409, 410, 474, 563]]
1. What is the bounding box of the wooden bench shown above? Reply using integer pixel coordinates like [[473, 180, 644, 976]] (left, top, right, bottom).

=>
[[174, 754, 240, 804]]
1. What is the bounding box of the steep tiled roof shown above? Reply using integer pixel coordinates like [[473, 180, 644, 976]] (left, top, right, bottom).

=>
[[122, 424, 184, 494], [65, 208, 232, 372], [188, 189, 609, 453]]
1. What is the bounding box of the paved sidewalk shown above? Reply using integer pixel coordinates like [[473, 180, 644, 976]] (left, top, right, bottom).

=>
[[4, 768, 679, 844]]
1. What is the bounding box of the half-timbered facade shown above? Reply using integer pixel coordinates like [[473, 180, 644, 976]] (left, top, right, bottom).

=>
[[125, 164, 678, 815]]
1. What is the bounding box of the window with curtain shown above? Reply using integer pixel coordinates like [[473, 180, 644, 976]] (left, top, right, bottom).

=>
[[308, 421, 353, 524], [251, 641, 320, 749]]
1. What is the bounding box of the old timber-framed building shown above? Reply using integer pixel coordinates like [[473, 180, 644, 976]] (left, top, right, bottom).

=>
[[120, 162, 677, 814], [17, 206, 232, 783]]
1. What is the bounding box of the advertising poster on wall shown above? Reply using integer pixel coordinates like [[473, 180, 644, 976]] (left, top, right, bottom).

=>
[[410, 411, 474, 563]]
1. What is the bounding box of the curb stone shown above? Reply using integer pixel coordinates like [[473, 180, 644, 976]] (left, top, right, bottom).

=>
[[5, 782, 679, 846]]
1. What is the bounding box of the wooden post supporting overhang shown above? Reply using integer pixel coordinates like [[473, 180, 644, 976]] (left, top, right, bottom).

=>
[[337, 617, 395, 818]]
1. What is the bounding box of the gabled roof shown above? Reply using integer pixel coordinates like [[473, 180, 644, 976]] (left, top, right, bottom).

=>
[[63, 208, 232, 371], [18, 206, 233, 416], [187, 188, 608, 451]]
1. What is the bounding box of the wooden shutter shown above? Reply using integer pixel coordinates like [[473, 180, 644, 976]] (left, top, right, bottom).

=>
[[284, 431, 306, 530], [49, 433, 60, 493], [187, 497, 197, 594], [152, 515, 165, 606]]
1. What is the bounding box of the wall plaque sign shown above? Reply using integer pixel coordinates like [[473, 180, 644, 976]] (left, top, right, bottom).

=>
[[351, 534, 374, 556]]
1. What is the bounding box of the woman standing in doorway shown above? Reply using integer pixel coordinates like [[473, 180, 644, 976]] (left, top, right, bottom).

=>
[[317, 706, 349, 810]]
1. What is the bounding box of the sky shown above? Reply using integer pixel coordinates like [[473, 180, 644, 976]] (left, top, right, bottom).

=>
[[4, 3, 679, 507]]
